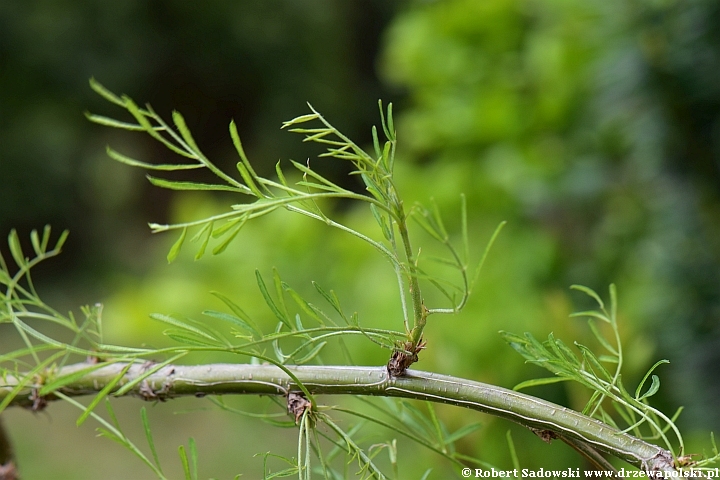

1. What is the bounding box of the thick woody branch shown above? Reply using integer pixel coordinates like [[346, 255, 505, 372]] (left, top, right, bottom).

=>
[[1, 362, 677, 475]]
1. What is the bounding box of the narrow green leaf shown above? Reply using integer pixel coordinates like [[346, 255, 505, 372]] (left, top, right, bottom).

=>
[[85, 113, 146, 131], [444, 422, 482, 445], [167, 227, 187, 263], [430, 199, 448, 240], [229, 120, 266, 197], [275, 161, 288, 186], [192, 222, 213, 260], [634, 359, 670, 399], [513, 376, 571, 391], [212, 218, 247, 255], [256, 270, 291, 328], [89, 78, 125, 106], [378, 100, 391, 140], [236, 161, 264, 198], [281, 113, 320, 128], [39, 224, 52, 252], [283, 286, 324, 325], [202, 310, 262, 338], [370, 204, 392, 241], [172, 110, 201, 153], [54, 229, 70, 252], [570, 310, 611, 323], [290, 160, 345, 192], [412, 210, 445, 242], [150, 314, 218, 343], [598, 355, 619, 363], [637, 375, 661, 400], [470, 221, 506, 291], [209, 291, 262, 336], [371, 125, 381, 159], [147, 175, 247, 193], [189, 438, 198, 480], [312, 281, 346, 321], [386, 103, 394, 139], [107, 146, 202, 171], [507, 430, 520, 471], [570, 284, 605, 310], [115, 352, 187, 396], [142, 407, 163, 474], [39, 362, 111, 396], [587, 319, 618, 355], [30, 228, 42, 256], [272, 268, 291, 323], [293, 341, 327, 365], [575, 343, 613, 382], [179, 445, 191, 480], [77, 362, 134, 426], [165, 331, 221, 347], [8, 229, 25, 267]]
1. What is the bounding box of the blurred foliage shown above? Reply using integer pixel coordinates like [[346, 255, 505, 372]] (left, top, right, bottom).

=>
[[380, 0, 720, 432], [2, 0, 720, 478]]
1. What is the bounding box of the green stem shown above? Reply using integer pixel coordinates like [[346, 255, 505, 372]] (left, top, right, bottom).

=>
[[2, 363, 678, 474], [396, 211, 426, 346]]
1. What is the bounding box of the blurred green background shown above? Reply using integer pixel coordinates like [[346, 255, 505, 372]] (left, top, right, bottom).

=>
[[2, 0, 720, 478]]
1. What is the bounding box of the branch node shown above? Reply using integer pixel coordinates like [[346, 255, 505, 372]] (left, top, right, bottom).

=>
[[287, 391, 311, 425], [529, 427, 558, 444], [387, 339, 426, 377]]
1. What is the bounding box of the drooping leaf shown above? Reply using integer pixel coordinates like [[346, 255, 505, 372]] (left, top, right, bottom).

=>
[[167, 227, 187, 263]]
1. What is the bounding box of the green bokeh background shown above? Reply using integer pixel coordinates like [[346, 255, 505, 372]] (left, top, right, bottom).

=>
[[2, 0, 720, 478]]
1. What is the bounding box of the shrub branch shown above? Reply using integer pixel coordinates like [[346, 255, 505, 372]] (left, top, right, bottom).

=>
[[1, 362, 678, 475]]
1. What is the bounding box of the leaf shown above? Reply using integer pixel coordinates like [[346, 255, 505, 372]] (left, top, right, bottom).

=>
[[444, 422, 482, 445], [281, 113, 320, 128], [8, 229, 25, 267], [89, 78, 125, 106], [192, 222, 213, 260], [637, 375, 661, 401], [212, 217, 247, 255], [85, 113, 146, 131], [587, 319, 618, 355], [179, 445, 191, 480], [202, 310, 262, 338], [570, 310, 611, 323], [114, 352, 187, 396], [150, 313, 220, 343], [39, 362, 112, 396], [147, 175, 245, 192], [256, 270, 292, 328], [107, 146, 202, 171], [290, 160, 345, 192], [513, 376, 571, 391], [292, 341, 327, 365], [54, 229, 70, 252], [312, 281, 347, 321], [570, 284, 605, 310], [281, 287, 321, 324], [76, 362, 134, 427], [371, 125, 381, 158], [172, 111, 201, 154], [209, 291, 262, 336], [575, 343, 613, 382], [370, 204, 392, 241], [141, 407, 163, 474], [635, 359, 669, 400], [30, 228, 42, 255], [167, 227, 187, 263]]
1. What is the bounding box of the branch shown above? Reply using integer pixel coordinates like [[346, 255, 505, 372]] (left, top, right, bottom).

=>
[[1, 362, 677, 475]]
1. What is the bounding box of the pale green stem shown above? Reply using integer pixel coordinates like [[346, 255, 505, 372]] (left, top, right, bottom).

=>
[[1, 363, 678, 474]]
